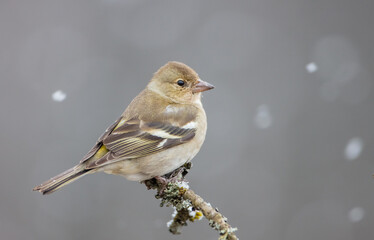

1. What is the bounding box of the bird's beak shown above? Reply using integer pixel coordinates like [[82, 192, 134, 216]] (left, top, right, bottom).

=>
[[192, 79, 215, 93]]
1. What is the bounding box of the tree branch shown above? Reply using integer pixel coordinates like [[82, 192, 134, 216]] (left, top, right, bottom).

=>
[[143, 164, 238, 240]]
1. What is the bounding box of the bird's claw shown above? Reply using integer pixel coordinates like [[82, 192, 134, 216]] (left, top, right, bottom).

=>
[[155, 163, 191, 196]]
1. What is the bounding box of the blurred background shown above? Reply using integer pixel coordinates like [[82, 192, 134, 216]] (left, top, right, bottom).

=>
[[1, 0, 374, 239]]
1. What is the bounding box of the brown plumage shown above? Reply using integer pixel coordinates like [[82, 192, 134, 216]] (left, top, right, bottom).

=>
[[33, 61, 214, 195]]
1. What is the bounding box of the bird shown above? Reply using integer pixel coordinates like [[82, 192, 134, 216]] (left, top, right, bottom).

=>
[[33, 61, 214, 195]]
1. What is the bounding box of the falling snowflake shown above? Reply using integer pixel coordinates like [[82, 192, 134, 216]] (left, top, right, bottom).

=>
[[348, 207, 365, 223], [306, 62, 318, 73], [52, 90, 67, 102], [344, 137, 363, 161], [254, 104, 272, 129]]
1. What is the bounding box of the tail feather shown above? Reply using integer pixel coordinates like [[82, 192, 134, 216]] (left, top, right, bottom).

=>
[[33, 165, 90, 195]]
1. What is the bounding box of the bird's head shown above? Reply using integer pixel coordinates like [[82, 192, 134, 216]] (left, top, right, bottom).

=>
[[148, 61, 214, 104]]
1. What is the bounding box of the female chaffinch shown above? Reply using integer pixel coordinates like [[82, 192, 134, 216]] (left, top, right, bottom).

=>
[[34, 61, 214, 194]]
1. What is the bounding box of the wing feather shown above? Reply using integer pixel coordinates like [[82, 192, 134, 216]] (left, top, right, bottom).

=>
[[80, 117, 122, 163], [84, 117, 196, 169]]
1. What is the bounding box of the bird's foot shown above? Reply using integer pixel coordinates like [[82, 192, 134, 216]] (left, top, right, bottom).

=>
[[154, 176, 168, 196], [163, 162, 192, 181], [155, 163, 192, 196], [146, 162, 192, 196]]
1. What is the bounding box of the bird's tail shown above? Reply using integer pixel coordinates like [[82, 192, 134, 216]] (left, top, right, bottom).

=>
[[33, 164, 91, 195]]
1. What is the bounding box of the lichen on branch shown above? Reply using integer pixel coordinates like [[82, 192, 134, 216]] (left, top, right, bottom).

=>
[[143, 164, 238, 240]]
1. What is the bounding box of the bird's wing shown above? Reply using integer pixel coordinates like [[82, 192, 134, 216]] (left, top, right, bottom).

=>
[[80, 117, 122, 163], [84, 116, 196, 169]]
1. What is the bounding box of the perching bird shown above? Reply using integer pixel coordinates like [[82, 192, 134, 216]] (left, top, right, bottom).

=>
[[33, 61, 214, 195]]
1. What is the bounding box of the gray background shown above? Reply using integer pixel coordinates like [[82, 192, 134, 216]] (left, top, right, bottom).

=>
[[1, 0, 374, 239]]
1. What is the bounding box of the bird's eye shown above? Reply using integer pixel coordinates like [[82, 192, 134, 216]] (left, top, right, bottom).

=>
[[177, 79, 185, 86]]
